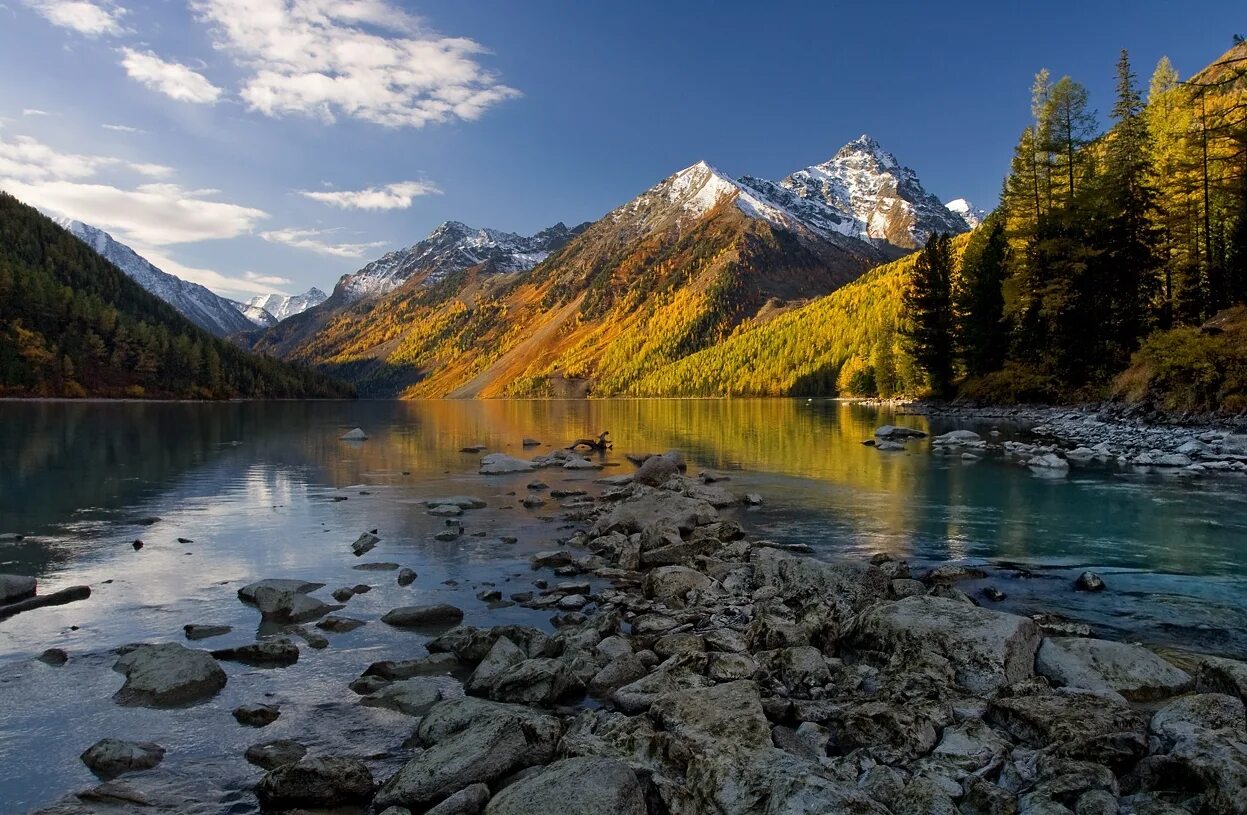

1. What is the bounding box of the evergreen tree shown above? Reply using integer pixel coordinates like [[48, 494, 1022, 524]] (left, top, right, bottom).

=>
[[1044, 77, 1098, 204], [902, 233, 956, 397], [954, 214, 1010, 376]]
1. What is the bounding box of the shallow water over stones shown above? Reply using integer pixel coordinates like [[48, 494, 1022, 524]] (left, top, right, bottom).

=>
[[1, 398, 1246, 812]]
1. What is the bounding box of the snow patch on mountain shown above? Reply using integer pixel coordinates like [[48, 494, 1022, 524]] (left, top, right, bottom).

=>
[[57, 219, 257, 337], [232, 301, 278, 328], [247, 288, 327, 322]]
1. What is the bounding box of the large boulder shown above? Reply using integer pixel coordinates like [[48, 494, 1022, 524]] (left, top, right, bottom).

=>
[[256, 756, 374, 809], [426, 783, 491, 815], [489, 658, 582, 706], [687, 746, 891, 815], [1036, 637, 1192, 702], [988, 687, 1147, 767], [592, 491, 718, 536], [382, 604, 465, 630], [1150, 693, 1246, 748], [112, 643, 227, 707], [376, 699, 560, 810], [80, 739, 165, 779], [751, 547, 887, 609], [649, 680, 771, 752], [633, 453, 681, 487], [466, 637, 527, 695], [361, 677, 445, 716], [484, 756, 645, 815], [642, 566, 713, 609], [1196, 654, 1247, 702], [849, 595, 1041, 695]]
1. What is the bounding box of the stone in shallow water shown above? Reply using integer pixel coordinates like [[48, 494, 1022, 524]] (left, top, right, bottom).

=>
[[480, 454, 536, 474], [244, 740, 306, 770], [0, 573, 36, 603], [211, 638, 299, 668], [80, 738, 165, 780], [361, 677, 445, 716], [112, 643, 227, 708], [382, 604, 465, 629], [340, 427, 368, 441], [237, 578, 324, 603], [233, 703, 280, 727], [182, 624, 231, 641]]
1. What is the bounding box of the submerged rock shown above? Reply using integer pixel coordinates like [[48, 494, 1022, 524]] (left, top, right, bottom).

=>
[[480, 454, 536, 474], [112, 643, 227, 707], [182, 624, 231, 641], [233, 703, 280, 727], [245, 740, 306, 770], [80, 739, 165, 779]]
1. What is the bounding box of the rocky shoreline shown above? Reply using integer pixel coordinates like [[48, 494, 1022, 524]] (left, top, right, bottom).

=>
[[22, 447, 1247, 815]]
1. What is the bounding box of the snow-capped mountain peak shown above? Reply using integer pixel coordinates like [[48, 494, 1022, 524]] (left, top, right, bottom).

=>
[[246, 288, 327, 323], [335, 220, 577, 302], [55, 218, 257, 337], [777, 135, 970, 248], [945, 198, 986, 229]]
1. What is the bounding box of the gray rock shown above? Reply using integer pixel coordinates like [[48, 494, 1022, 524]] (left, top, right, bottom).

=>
[[182, 624, 231, 641], [340, 427, 368, 440], [592, 491, 718, 535], [351, 531, 380, 555], [256, 756, 374, 809], [988, 687, 1147, 764], [875, 425, 927, 439], [642, 565, 713, 608], [894, 778, 959, 815], [38, 647, 68, 665], [211, 638, 299, 667], [244, 739, 306, 770], [236, 578, 325, 603], [233, 703, 280, 727], [1075, 571, 1106, 592], [1150, 693, 1246, 747], [316, 615, 366, 633], [80, 739, 165, 779], [1195, 654, 1247, 702], [466, 637, 526, 696], [588, 654, 648, 697], [932, 719, 1011, 771], [426, 783, 490, 815], [850, 595, 1040, 694], [1036, 637, 1192, 702], [112, 643, 227, 707], [382, 604, 465, 629], [249, 585, 336, 623], [708, 652, 757, 681], [490, 658, 582, 705], [480, 454, 536, 474], [362, 677, 445, 716], [649, 680, 771, 751], [634, 453, 681, 486], [397, 567, 418, 586], [0, 573, 36, 603], [689, 747, 890, 815], [484, 757, 645, 815], [751, 547, 886, 609]]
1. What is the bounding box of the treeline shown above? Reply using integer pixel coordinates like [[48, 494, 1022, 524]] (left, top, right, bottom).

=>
[[0, 193, 354, 399], [903, 41, 1247, 405]]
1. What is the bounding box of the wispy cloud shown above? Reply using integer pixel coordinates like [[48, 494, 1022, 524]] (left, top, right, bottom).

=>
[[300, 179, 440, 210], [22, 108, 54, 116], [102, 123, 145, 133], [22, 0, 125, 36], [0, 133, 267, 246], [189, 0, 520, 128], [260, 227, 385, 258], [119, 48, 223, 104]]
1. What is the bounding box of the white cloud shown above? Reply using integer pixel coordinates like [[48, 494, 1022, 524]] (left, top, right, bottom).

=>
[[260, 227, 384, 258], [22, 0, 125, 36], [0, 133, 268, 246], [132, 245, 292, 298], [0, 133, 172, 182], [22, 108, 53, 116], [189, 0, 520, 128], [102, 123, 145, 133], [119, 48, 223, 104], [300, 179, 439, 210]]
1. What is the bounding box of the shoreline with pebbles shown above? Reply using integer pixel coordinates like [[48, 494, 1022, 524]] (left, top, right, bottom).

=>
[[15, 446, 1247, 815]]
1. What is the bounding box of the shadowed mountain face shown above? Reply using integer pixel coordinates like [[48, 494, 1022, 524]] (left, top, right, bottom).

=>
[[250, 137, 971, 398]]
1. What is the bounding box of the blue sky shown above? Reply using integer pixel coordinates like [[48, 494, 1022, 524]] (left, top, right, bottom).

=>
[[0, 1, 1240, 299]]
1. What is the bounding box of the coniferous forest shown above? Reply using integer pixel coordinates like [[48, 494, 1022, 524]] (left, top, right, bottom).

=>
[[902, 41, 1247, 412], [0, 193, 354, 399]]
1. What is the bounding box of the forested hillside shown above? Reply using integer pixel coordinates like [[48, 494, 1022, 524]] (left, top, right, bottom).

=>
[[0, 193, 353, 399]]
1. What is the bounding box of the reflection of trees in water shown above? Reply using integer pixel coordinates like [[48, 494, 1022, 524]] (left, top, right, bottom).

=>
[[1, 399, 1241, 581]]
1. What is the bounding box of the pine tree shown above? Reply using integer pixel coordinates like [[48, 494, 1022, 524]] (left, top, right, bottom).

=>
[[955, 214, 1010, 376], [902, 233, 956, 397], [1044, 77, 1098, 204]]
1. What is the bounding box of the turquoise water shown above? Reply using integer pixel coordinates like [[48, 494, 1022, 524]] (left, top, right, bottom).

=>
[[1, 399, 1245, 811]]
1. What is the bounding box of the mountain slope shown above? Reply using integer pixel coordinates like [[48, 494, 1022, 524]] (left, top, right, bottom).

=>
[[629, 233, 973, 397], [58, 219, 257, 337], [233, 301, 278, 328], [258, 161, 886, 397], [0, 193, 352, 399], [247, 288, 327, 322]]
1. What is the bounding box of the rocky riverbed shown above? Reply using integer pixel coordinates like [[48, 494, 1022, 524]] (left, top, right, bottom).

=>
[[871, 403, 1247, 478], [14, 445, 1247, 815]]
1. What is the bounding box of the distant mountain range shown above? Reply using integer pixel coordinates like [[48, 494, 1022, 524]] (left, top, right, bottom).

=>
[[245, 288, 328, 322], [250, 134, 974, 397]]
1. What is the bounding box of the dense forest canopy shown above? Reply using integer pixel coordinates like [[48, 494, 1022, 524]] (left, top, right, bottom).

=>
[[0, 193, 353, 399]]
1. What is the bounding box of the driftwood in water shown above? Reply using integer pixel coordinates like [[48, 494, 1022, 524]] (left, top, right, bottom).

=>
[[568, 431, 612, 451], [0, 585, 91, 621]]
